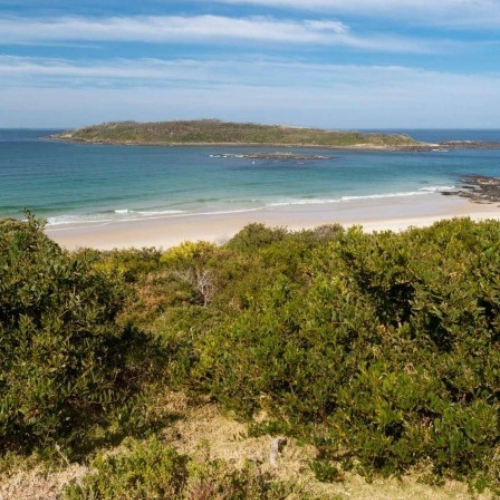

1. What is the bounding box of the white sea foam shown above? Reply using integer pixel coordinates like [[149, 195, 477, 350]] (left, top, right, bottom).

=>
[[266, 185, 455, 208], [46, 185, 456, 226], [47, 214, 115, 226], [118, 209, 184, 216], [189, 207, 263, 216], [47, 208, 185, 226], [418, 185, 455, 193], [268, 198, 341, 207]]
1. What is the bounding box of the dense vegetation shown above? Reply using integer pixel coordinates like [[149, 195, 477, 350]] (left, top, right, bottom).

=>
[[54, 119, 420, 148], [2, 216, 500, 495], [0, 215, 158, 455]]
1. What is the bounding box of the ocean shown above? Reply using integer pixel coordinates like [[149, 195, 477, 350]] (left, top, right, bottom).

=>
[[1, 129, 500, 226]]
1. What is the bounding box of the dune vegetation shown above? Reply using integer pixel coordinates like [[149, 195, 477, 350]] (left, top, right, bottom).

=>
[[2, 214, 500, 498]]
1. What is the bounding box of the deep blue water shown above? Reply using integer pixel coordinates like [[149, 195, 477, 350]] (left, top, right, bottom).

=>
[[1, 129, 500, 225]]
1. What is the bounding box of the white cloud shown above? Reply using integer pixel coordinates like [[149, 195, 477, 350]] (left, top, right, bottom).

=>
[[0, 15, 436, 53], [193, 0, 500, 28], [0, 55, 206, 81], [0, 54, 478, 89], [1, 55, 499, 128]]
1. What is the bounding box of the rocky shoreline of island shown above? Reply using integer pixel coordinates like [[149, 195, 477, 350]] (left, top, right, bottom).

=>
[[49, 136, 421, 151], [400, 141, 500, 152], [209, 142, 500, 157], [49, 134, 500, 154]]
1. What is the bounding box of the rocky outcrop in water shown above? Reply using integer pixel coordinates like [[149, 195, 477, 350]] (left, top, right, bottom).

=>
[[210, 152, 333, 160], [440, 141, 500, 150], [441, 175, 500, 204], [400, 141, 500, 153]]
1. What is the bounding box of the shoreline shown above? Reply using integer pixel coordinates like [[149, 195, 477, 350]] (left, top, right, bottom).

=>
[[49, 137, 422, 152], [48, 137, 500, 153], [45, 194, 500, 251]]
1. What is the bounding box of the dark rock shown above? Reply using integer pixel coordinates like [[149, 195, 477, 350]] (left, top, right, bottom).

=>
[[210, 152, 334, 160], [442, 175, 500, 204]]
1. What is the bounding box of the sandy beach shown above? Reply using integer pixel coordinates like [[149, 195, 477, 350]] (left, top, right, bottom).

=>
[[45, 194, 500, 251]]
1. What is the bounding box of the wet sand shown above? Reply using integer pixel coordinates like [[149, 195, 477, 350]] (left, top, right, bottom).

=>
[[45, 194, 500, 251]]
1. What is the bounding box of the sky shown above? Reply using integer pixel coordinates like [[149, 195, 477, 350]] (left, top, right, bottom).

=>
[[0, 0, 499, 128]]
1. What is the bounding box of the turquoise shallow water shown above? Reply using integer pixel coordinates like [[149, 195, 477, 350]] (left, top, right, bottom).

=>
[[1, 129, 500, 226]]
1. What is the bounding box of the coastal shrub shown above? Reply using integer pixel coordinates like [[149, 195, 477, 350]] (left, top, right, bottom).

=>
[[160, 241, 219, 307], [95, 247, 163, 283], [225, 223, 288, 253], [115, 225, 348, 331], [257, 225, 345, 285], [161, 240, 217, 267], [207, 224, 346, 311], [119, 268, 200, 326], [0, 215, 154, 453], [65, 436, 330, 500], [65, 437, 189, 500], [181, 220, 500, 485], [88, 219, 500, 488], [14, 216, 500, 486]]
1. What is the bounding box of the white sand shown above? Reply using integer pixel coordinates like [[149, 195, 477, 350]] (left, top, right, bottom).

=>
[[45, 194, 500, 251]]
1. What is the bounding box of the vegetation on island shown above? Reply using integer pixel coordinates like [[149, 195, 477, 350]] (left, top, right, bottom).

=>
[[52, 119, 421, 148], [2, 214, 500, 498]]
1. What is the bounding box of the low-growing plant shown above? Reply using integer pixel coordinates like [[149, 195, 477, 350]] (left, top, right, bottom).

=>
[[65, 437, 188, 500], [65, 436, 330, 500], [310, 459, 344, 483]]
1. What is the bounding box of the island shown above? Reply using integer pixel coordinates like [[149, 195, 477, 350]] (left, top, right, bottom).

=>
[[50, 119, 422, 149], [51, 120, 500, 151]]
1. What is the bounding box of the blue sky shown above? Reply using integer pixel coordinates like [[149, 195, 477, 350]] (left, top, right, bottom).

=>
[[1, 0, 499, 128]]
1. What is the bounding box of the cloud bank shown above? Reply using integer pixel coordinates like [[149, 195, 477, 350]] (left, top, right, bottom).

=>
[[1, 55, 498, 128], [195, 0, 500, 28], [0, 15, 438, 53]]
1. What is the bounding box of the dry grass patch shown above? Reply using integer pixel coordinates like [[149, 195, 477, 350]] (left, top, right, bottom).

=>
[[0, 392, 495, 500], [163, 394, 494, 500], [0, 464, 87, 500]]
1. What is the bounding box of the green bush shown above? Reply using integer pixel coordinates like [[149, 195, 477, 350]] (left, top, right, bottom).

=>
[[91, 219, 500, 487], [8, 215, 500, 487], [225, 223, 288, 254], [0, 215, 152, 452], [65, 436, 329, 500], [95, 247, 163, 283], [181, 220, 500, 485], [65, 437, 188, 500]]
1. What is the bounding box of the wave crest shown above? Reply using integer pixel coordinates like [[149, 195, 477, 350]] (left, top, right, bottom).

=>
[[267, 185, 455, 207]]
